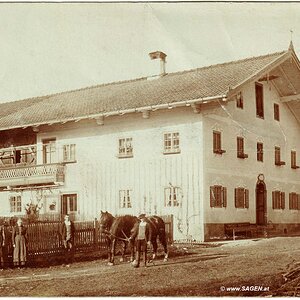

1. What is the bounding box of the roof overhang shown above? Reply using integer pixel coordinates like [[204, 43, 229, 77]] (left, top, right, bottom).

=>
[[0, 94, 226, 132]]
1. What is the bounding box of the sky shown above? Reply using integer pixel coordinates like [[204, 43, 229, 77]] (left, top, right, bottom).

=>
[[0, 2, 300, 103]]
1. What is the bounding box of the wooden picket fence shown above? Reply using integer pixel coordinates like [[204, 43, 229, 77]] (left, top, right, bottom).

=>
[[4, 215, 173, 264]]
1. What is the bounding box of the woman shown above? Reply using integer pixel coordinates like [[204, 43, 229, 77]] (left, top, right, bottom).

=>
[[12, 218, 28, 267], [0, 223, 6, 269]]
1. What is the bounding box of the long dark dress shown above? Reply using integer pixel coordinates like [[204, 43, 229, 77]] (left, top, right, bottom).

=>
[[0, 225, 5, 267], [12, 225, 27, 266]]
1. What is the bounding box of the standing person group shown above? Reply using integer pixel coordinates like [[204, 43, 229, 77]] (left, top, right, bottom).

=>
[[0, 215, 75, 269]]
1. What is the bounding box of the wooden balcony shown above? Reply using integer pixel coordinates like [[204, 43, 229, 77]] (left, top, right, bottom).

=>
[[0, 163, 65, 188]]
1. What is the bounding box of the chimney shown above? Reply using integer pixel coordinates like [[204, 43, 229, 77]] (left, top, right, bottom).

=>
[[149, 51, 167, 77]]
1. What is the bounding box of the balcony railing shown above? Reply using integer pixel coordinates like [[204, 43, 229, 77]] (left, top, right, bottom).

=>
[[0, 163, 65, 188], [0, 144, 37, 167]]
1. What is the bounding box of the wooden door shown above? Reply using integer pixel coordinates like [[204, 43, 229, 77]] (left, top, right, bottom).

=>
[[256, 182, 266, 225]]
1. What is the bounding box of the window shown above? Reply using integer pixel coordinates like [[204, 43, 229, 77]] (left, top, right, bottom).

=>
[[210, 185, 227, 208], [255, 83, 264, 118], [291, 151, 299, 169], [257, 142, 264, 162], [274, 103, 280, 121], [275, 147, 285, 166], [237, 137, 248, 159], [43, 139, 57, 164], [164, 133, 180, 154], [61, 194, 77, 215], [164, 187, 180, 207], [63, 144, 76, 162], [234, 188, 249, 209], [10, 196, 22, 213], [289, 193, 300, 210], [272, 191, 285, 209], [119, 190, 132, 208], [118, 138, 133, 158], [236, 92, 243, 109], [213, 131, 226, 155]]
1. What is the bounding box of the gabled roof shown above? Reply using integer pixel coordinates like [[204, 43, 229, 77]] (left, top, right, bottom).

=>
[[0, 49, 293, 131]]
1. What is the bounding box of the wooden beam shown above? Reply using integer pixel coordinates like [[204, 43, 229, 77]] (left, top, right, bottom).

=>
[[286, 102, 300, 125], [142, 110, 150, 119], [227, 51, 290, 98], [279, 65, 298, 94], [258, 74, 279, 82], [191, 103, 201, 114], [271, 81, 283, 97], [280, 93, 300, 102]]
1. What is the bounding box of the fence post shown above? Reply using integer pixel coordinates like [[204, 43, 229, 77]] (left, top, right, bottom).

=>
[[94, 218, 98, 245], [170, 214, 174, 243]]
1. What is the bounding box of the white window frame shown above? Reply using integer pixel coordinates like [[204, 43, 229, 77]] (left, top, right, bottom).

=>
[[43, 138, 57, 164], [10, 195, 22, 213], [163, 132, 180, 154], [118, 138, 133, 158], [164, 186, 180, 207], [63, 144, 76, 162], [119, 190, 132, 208]]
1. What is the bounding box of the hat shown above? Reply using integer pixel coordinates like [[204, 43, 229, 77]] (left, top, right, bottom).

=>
[[138, 213, 146, 219]]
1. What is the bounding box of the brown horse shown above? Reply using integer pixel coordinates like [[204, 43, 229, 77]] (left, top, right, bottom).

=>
[[99, 211, 168, 265], [99, 211, 136, 265], [146, 215, 168, 262]]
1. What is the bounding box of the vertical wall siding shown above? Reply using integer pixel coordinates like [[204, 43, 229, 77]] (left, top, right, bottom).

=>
[[74, 154, 203, 241]]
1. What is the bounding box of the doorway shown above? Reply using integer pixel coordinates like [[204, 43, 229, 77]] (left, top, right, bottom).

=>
[[61, 194, 77, 221], [256, 180, 267, 225]]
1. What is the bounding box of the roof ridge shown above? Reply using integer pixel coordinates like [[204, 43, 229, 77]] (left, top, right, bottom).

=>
[[166, 50, 288, 77], [0, 49, 287, 107]]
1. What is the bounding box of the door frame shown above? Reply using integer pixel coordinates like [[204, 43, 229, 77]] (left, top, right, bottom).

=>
[[256, 174, 267, 225]]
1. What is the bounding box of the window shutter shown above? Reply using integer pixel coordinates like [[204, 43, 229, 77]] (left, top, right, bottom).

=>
[[289, 193, 292, 210], [281, 192, 285, 209], [210, 186, 215, 207], [234, 188, 238, 208], [245, 189, 249, 208], [272, 191, 275, 209], [298, 194, 300, 210], [222, 187, 227, 207]]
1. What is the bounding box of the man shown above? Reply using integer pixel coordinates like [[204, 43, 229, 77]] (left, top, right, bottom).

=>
[[130, 214, 152, 268], [59, 214, 75, 265]]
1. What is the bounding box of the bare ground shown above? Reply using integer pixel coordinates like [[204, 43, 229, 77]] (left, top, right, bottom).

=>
[[1, 236, 300, 296]]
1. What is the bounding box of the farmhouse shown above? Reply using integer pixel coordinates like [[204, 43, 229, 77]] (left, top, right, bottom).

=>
[[0, 43, 300, 241]]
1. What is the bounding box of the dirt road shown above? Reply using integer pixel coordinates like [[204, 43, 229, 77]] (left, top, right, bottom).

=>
[[0, 237, 299, 296]]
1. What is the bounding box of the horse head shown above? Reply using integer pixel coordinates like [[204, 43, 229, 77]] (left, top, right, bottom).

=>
[[99, 210, 114, 234]]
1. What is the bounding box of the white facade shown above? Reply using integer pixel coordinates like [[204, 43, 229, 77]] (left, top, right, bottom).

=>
[[0, 107, 205, 241], [1, 48, 300, 242]]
